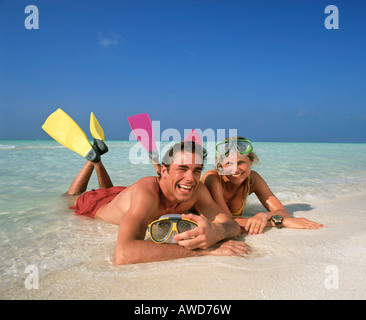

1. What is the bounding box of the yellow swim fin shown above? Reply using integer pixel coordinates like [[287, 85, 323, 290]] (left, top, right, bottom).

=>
[[42, 108, 100, 162], [90, 112, 108, 155], [90, 112, 105, 141]]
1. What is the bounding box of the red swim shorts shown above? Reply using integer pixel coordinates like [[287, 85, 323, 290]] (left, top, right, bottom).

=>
[[70, 186, 127, 218]]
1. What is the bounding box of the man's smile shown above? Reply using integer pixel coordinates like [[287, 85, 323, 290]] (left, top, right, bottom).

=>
[[177, 184, 194, 193]]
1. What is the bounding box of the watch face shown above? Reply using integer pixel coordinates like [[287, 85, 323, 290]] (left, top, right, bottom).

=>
[[272, 215, 283, 224]]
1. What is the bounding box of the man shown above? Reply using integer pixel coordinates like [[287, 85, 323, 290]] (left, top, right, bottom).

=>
[[68, 141, 249, 264]]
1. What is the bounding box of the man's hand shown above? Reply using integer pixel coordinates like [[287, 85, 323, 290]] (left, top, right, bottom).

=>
[[174, 213, 221, 249], [206, 240, 250, 257], [175, 213, 250, 256]]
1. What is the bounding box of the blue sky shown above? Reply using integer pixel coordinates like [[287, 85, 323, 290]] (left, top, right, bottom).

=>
[[0, 0, 365, 142]]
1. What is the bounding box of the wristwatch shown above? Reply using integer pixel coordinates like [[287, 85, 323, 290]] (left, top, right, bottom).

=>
[[271, 215, 283, 228]]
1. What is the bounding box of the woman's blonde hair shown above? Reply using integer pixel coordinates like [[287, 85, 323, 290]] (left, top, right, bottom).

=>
[[215, 136, 259, 207]]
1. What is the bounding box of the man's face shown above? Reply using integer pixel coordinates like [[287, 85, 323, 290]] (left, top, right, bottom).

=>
[[161, 151, 203, 202]]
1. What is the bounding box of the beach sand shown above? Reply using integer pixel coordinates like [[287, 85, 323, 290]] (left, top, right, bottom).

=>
[[2, 194, 366, 300]]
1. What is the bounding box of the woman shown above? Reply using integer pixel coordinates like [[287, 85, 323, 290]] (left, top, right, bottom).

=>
[[201, 137, 324, 235]]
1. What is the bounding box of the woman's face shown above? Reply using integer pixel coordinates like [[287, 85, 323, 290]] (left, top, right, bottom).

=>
[[219, 152, 253, 185]]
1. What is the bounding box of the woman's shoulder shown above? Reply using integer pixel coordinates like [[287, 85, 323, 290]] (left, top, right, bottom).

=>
[[250, 170, 269, 191], [251, 170, 260, 179], [201, 169, 220, 184], [202, 169, 219, 177], [249, 170, 261, 187], [251, 170, 265, 183]]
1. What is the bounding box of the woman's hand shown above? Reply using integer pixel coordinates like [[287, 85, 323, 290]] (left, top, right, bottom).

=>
[[283, 217, 324, 229], [245, 212, 271, 235]]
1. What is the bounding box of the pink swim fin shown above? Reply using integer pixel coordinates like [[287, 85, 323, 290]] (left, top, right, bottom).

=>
[[183, 129, 203, 146]]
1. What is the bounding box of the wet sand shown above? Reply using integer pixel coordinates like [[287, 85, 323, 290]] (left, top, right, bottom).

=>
[[2, 194, 366, 300]]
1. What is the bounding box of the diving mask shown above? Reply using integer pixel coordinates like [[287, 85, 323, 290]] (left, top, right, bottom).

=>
[[148, 214, 198, 244], [215, 138, 253, 155]]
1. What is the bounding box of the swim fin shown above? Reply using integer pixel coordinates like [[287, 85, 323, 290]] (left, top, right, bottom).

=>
[[42, 108, 100, 162], [90, 112, 108, 155]]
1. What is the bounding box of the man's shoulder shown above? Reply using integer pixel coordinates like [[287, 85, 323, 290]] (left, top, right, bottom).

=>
[[130, 176, 159, 195], [194, 180, 212, 198], [118, 176, 160, 210]]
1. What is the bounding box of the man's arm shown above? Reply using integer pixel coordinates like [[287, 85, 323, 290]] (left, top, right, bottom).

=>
[[114, 188, 193, 264], [115, 213, 248, 265], [195, 182, 242, 240], [115, 210, 199, 265], [175, 183, 242, 250], [114, 187, 247, 265]]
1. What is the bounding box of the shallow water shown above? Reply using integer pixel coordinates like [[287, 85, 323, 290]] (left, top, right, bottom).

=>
[[1, 140, 366, 299]]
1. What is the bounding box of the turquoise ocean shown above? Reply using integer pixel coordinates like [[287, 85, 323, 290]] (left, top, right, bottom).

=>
[[1, 140, 366, 299]]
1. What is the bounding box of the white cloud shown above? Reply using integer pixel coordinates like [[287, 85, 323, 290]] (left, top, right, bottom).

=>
[[98, 31, 124, 47]]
